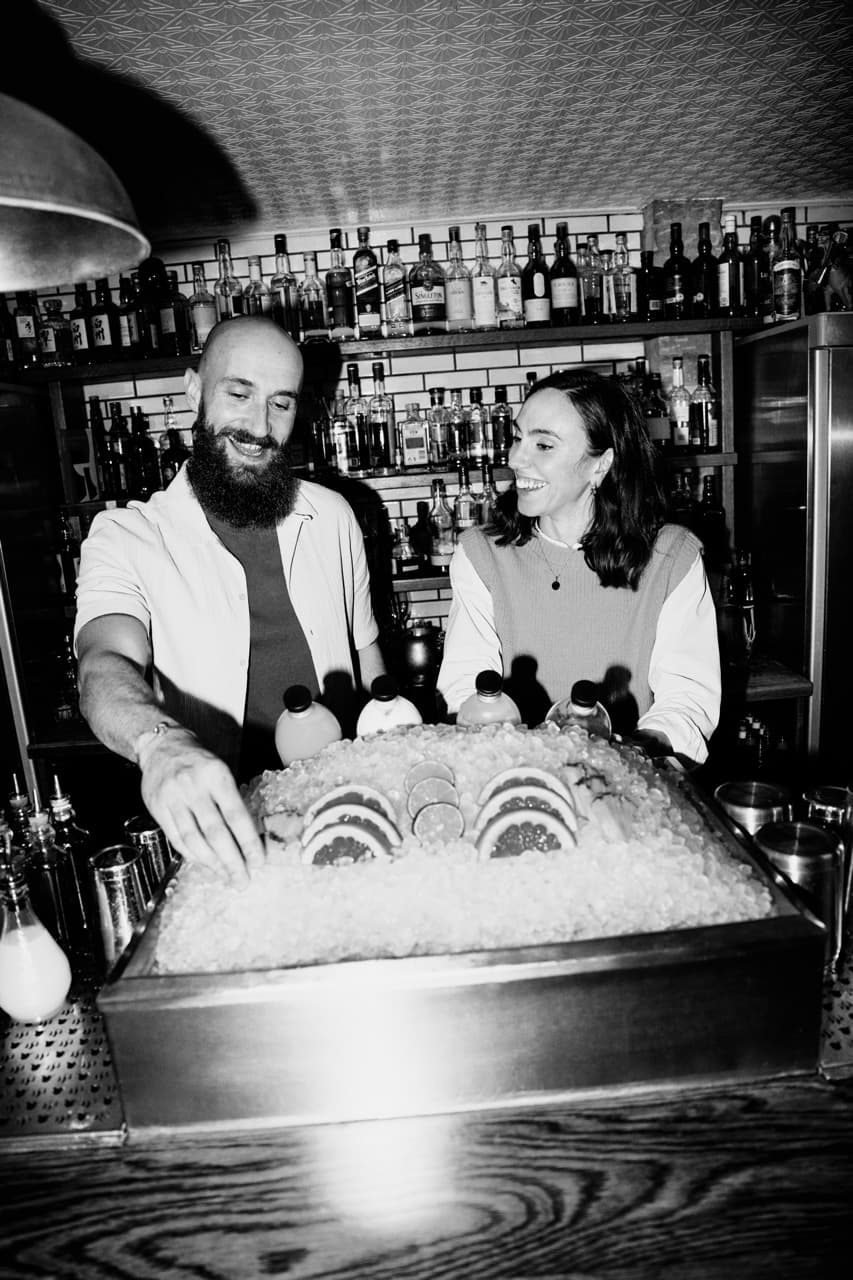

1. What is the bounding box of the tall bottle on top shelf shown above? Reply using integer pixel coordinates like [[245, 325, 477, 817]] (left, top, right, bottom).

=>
[[213, 238, 244, 321], [668, 356, 691, 451], [445, 225, 474, 333], [772, 208, 803, 322], [496, 225, 524, 328], [611, 232, 637, 321], [116, 276, 142, 359], [188, 261, 217, 353], [742, 215, 766, 320], [326, 228, 356, 339], [134, 262, 162, 357], [382, 239, 411, 337], [368, 362, 395, 476], [37, 299, 73, 368], [352, 226, 382, 339], [549, 222, 579, 326], [299, 251, 328, 339], [162, 271, 191, 357], [521, 223, 551, 327], [269, 235, 300, 341], [689, 355, 719, 451], [662, 222, 692, 321], [243, 255, 272, 316], [691, 222, 718, 319], [471, 222, 498, 332], [717, 215, 744, 319], [409, 233, 447, 336], [638, 250, 664, 322]]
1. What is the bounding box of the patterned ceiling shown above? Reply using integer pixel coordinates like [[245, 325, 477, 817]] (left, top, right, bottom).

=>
[[8, 0, 853, 243]]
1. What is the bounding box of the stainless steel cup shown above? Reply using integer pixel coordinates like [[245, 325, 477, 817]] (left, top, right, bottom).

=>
[[123, 813, 170, 899], [714, 780, 793, 836], [754, 820, 844, 970], [89, 844, 149, 970]]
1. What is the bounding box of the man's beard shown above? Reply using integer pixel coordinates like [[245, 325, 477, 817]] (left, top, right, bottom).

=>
[[186, 409, 300, 528]]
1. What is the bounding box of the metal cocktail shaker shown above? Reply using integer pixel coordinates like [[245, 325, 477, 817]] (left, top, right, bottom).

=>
[[754, 820, 844, 971], [89, 844, 149, 970]]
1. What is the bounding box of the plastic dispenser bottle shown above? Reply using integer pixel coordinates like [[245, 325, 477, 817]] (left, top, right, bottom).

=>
[[0, 830, 72, 1022], [356, 674, 423, 736], [545, 679, 612, 740], [456, 670, 523, 727], [275, 685, 343, 766]]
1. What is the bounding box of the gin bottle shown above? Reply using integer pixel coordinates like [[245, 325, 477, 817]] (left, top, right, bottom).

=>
[[471, 222, 498, 331], [427, 388, 450, 472], [496, 225, 524, 329], [445, 225, 474, 333], [188, 262, 217, 353], [299, 251, 328, 339]]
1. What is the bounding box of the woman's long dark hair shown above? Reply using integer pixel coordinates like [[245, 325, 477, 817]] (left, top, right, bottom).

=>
[[489, 369, 667, 588]]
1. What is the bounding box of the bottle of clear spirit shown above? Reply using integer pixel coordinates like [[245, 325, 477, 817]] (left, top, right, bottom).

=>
[[447, 391, 468, 469], [581, 236, 604, 322], [689, 355, 720, 451], [269, 235, 300, 340], [428, 479, 454, 572], [299, 251, 328, 339], [188, 261, 217, 353], [400, 403, 430, 470], [445, 225, 474, 333], [453, 460, 477, 542], [368, 362, 395, 475], [668, 357, 692, 451], [243, 254, 272, 316], [471, 222, 498, 331], [496, 225, 524, 328], [612, 232, 638, 321], [467, 388, 488, 469], [427, 388, 450, 472], [213, 238, 244, 321]]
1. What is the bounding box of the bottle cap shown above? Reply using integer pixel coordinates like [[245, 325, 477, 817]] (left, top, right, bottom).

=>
[[570, 679, 598, 709], [357, 225, 370, 238], [387, 238, 399, 252], [283, 685, 313, 713], [329, 228, 343, 247], [475, 670, 504, 697], [370, 674, 399, 702]]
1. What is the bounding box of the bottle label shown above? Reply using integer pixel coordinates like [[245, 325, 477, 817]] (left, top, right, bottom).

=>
[[772, 264, 802, 320], [445, 279, 473, 323], [471, 276, 498, 328], [666, 273, 686, 305], [91, 313, 112, 347], [648, 297, 663, 314], [39, 326, 57, 354], [646, 413, 669, 444], [384, 274, 407, 310], [3, 338, 14, 363], [402, 424, 429, 468], [614, 274, 637, 317], [191, 300, 217, 346], [15, 315, 36, 340], [119, 312, 140, 348], [411, 282, 446, 319], [524, 296, 550, 323], [551, 277, 578, 310], [532, 271, 547, 298], [497, 276, 522, 316], [158, 306, 177, 337]]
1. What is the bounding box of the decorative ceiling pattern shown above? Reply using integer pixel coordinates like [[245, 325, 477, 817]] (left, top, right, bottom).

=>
[[10, 0, 853, 242]]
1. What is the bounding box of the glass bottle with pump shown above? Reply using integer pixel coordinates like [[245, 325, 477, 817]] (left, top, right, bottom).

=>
[[544, 679, 611, 739], [663, 222, 692, 320], [344, 363, 372, 477], [668, 357, 692, 451], [409, 233, 447, 335], [299, 251, 328, 339], [689, 355, 719, 451], [274, 686, 342, 766], [772, 209, 803, 322], [471, 222, 498, 331], [496, 225, 524, 328], [522, 224, 552, 327], [0, 839, 72, 1024], [457, 670, 522, 727], [187, 261, 217, 353], [382, 239, 411, 337], [691, 222, 718, 318], [269, 234, 300, 340], [368, 362, 395, 476], [490, 385, 513, 467], [427, 388, 450, 472], [428, 478, 454, 572], [243, 255, 272, 316], [353, 225, 382, 338], [549, 222, 580, 325], [326, 228, 356, 339], [213, 238, 244, 321], [717, 215, 744, 319], [445, 225, 474, 332]]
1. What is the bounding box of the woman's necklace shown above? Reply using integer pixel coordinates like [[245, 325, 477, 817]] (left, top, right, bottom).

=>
[[534, 521, 578, 591]]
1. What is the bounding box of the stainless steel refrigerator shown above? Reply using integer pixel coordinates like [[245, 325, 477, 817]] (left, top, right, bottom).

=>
[[734, 313, 853, 777]]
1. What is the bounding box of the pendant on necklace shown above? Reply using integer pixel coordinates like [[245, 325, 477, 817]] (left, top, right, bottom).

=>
[[551, 578, 560, 591]]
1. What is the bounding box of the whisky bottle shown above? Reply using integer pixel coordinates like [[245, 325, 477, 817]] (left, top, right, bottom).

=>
[[691, 222, 718, 319], [213, 238, 244, 321], [299, 252, 328, 339], [326, 228, 356, 339], [37, 299, 73, 368], [742, 216, 766, 320], [496, 225, 524, 329], [13, 292, 40, 369], [409, 233, 447, 336], [638, 250, 664, 322], [134, 262, 163, 357], [644, 373, 670, 453], [521, 224, 551, 327], [772, 209, 803, 322], [159, 398, 190, 486], [161, 271, 191, 356], [116, 275, 142, 358], [128, 406, 161, 498], [717, 215, 744, 319], [269, 235, 300, 340], [612, 232, 637, 321], [427, 388, 450, 472], [549, 222, 579, 325], [328, 396, 352, 475], [471, 222, 498, 332], [69, 284, 93, 365], [90, 279, 121, 362], [689, 355, 719, 451], [368, 361, 395, 475], [243, 255, 272, 316], [445, 225, 474, 333], [382, 239, 411, 337], [353, 226, 382, 339], [344, 363, 371, 476], [662, 222, 692, 320], [668, 357, 691, 451], [489, 386, 513, 467], [88, 396, 113, 499], [188, 262, 217, 353], [763, 215, 782, 322]]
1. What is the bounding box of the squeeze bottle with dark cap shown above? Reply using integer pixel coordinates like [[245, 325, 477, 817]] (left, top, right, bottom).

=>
[[275, 685, 342, 766], [456, 670, 522, 727], [545, 679, 612, 740], [356, 675, 423, 736]]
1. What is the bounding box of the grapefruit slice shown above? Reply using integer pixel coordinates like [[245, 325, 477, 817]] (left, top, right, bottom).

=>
[[406, 775, 460, 819], [303, 783, 397, 829], [475, 808, 574, 860], [477, 766, 575, 809], [301, 821, 393, 867], [302, 802, 402, 848], [411, 801, 466, 843], [404, 759, 456, 791], [472, 785, 578, 838]]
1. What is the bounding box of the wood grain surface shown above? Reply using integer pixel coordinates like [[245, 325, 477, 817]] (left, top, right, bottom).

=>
[[1, 1075, 852, 1279]]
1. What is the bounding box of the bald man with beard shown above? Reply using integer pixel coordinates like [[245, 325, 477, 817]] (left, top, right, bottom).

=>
[[75, 317, 385, 883]]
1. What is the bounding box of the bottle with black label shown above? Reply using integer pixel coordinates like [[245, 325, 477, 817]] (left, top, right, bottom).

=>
[[69, 284, 93, 366], [638, 250, 664, 322], [90, 278, 121, 361], [549, 222, 580, 325], [717, 215, 744, 319], [353, 226, 382, 339], [662, 222, 692, 320], [689, 355, 719, 451], [521, 223, 551, 327], [13, 292, 40, 369]]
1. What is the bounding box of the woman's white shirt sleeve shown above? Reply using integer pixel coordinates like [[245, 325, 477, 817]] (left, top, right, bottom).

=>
[[437, 544, 500, 714], [637, 551, 721, 763]]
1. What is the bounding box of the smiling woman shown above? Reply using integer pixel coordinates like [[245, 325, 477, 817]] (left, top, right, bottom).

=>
[[437, 369, 721, 764]]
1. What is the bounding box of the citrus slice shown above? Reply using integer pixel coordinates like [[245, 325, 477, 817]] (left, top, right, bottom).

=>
[[477, 766, 574, 809], [404, 759, 456, 791], [472, 785, 578, 838], [302, 802, 402, 848], [475, 808, 574, 860], [301, 821, 392, 867], [406, 775, 460, 819], [303, 783, 397, 829], [411, 801, 466, 843]]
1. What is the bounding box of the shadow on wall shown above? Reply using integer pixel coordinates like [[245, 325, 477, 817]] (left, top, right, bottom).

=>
[[4, 0, 256, 243]]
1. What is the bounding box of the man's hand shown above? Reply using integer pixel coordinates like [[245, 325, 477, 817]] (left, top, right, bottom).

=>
[[138, 728, 265, 884]]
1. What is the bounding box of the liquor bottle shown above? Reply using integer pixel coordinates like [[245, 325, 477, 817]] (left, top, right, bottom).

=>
[[772, 208, 803, 323], [668, 357, 691, 451], [6, 774, 33, 844], [521, 223, 551, 327], [107, 400, 130, 498], [466, 388, 488, 468], [428, 478, 454, 572], [803, 224, 826, 316], [697, 474, 728, 570], [390, 520, 421, 578], [52, 633, 81, 724], [344, 363, 371, 476], [159, 397, 190, 485], [69, 284, 93, 366], [446, 391, 468, 468], [742, 215, 766, 320], [368, 361, 395, 475], [490, 385, 513, 467], [526, 370, 538, 393], [580, 236, 603, 322], [129, 406, 162, 498], [409, 233, 447, 336], [352, 226, 382, 339], [0, 294, 18, 375], [452, 460, 477, 541], [382, 239, 411, 337], [213, 238, 244, 321], [600, 250, 617, 321], [427, 388, 450, 472], [549, 222, 579, 325], [325, 395, 349, 474], [269, 235, 300, 341], [14, 292, 41, 369], [326, 229, 356, 339], [115, 275, 142, 359], [0, 846, 72, 1024], [243, 255, 272, 316], [763, 215, 782, 323], [54, 513, 79, 598], [612, 232, 637, 321], [47, 775, 97, 942], [471, 222, 498, 332], [400, 403, 430, 470], [689, 355, 719, 451], [496, 225, 524, 329], [298, 251, 328, 339], [691, 222, 718, 319], [37, 299, 73, 368], [717, 214, 744, 319], [476, 458, 498, 525], [90, 278, 121, 361], [638, 250, 664, 322], [662, 222, 692, 320], [668, 470, 696, 529], [87, 396, 112, 499], [187, 261, 217, 353], [642, 372, 669, 453], [303, 387, 333, 475], [445, 225, 474, 333], [160, 271, 191, 356], [134, 263, 162, 357]]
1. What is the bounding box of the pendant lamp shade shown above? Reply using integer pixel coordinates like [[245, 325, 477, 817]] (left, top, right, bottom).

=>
[[0, 93, 150, 290]]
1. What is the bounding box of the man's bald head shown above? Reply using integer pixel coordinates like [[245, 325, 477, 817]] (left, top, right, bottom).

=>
[[197, 315, 304, 389]]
